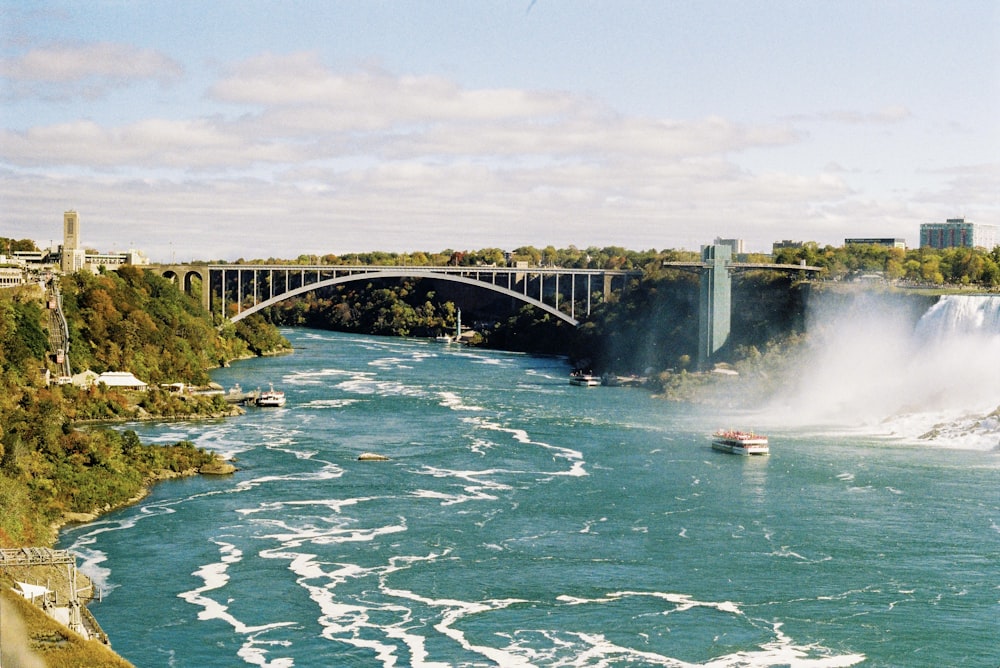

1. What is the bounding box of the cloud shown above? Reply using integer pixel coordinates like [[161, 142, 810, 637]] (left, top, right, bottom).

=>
[[0, 118, 301, 169], [2, 49, 993, 259], [2, 53, 799, 171], [784, 106, 913, 125], [0, 42, 183, 99], [210, 52, 577, 123]]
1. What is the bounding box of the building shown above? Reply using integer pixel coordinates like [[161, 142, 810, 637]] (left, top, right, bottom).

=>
[[0, 266, 24, 287], [53, 210, 150, 273], [61, 210, 86, 273], [845, 238, 906, 249], [96, 371, 148, 390], [772, 240, 804, 253], [920, 218, 998, 250], [713, 237, 745, 255]]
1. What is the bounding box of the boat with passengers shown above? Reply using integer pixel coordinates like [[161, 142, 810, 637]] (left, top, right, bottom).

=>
[[711, 429, 769, 455], [256, 384, 286, 407]]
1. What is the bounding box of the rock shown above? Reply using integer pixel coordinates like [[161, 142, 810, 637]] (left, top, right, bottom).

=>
[[357, 452, 390, 461], [199, 456, 238, 475]]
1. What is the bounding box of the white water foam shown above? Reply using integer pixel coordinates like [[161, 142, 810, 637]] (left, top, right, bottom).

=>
[[468, 415, 588, 477], [412, 466, 514, 505], [437, 391, 484, 411], [546, 591, 865, 667], [177, 540, 297, 667], [251, 512, 429, 668]]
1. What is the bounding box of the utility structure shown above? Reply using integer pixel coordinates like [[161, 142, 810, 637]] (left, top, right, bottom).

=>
[[699, 244, 732, 368], [0, 547, 108, 642], [663, 244, 823, 369]]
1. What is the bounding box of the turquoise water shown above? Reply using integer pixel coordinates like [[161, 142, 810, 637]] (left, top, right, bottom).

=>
[[60, 329, 999, 667]]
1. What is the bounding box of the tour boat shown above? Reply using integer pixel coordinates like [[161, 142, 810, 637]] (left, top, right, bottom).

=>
[[569, 372, 601, 387], [711, 429, 769, 455], [256, 385, 286, 407]]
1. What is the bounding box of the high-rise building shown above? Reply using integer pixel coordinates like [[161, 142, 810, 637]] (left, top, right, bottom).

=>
[[63, 210, 80, 250], [713, 237, 745, 255], [920, 218, 997, 250], [61, 210, 86, 273]]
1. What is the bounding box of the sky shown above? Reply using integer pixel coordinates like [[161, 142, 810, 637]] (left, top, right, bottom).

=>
[[1, 0, 998, 262]]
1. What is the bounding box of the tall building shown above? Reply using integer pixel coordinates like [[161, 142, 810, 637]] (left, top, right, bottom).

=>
[[713, 237, 745, 255], [63, 210, 80, 249], [61, 210, 86, 273], [920, 218, 997, 250]]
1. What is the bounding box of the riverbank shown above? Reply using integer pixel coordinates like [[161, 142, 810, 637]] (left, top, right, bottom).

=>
[[0, 452, 237, 668], [48, 452, 238, 540]]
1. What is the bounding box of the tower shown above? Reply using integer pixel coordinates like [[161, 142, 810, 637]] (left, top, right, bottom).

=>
[[61, 210, 85, 273], [63, 210, 80, 251], [697, 244, 732, 369]]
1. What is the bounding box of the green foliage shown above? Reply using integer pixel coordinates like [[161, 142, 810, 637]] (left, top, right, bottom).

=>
[[0, 288, 49, 383], [0, 421, 214, 546], [0, 267, 287, 548], [267, 277, 455, 337], [775, 243, 1000, 287], [0, 238, 39, 253], [58, 267, 288, 383]]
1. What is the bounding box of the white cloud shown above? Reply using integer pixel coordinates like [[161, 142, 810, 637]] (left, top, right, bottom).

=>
[[785, 106, 913, 125], [210, 52, 577, 123], [0, 42, 183, 99]]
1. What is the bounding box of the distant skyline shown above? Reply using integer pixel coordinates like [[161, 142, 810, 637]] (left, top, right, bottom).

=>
[[2, 1, 998, 262]]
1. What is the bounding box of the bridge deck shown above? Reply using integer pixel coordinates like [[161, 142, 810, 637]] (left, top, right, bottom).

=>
[[662, 261, 823, 272]]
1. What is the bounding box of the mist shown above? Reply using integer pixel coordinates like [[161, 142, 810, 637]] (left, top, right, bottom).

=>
[[765, 292, 1000, 448]]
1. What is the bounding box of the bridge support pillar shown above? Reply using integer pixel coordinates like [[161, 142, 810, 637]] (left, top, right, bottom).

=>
[[150, 264, 211, 313], [697, 245, 732, 370]]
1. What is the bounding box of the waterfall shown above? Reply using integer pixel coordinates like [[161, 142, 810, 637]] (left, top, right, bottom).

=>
[[769, 293, 1000, 448], [914, 294, 1000, 340]]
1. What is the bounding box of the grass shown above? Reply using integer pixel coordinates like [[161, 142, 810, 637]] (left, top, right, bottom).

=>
[[2, 580, 134, 667]]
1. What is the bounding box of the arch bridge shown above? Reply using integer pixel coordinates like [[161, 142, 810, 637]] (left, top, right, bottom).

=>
[[153, 248, 821, 369], [151, 263, 640, 326]]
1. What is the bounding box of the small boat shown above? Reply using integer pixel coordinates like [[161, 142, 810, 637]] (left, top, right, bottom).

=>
[[436, 308, 462, 343], [256, 384, 286, 407], [711, 429, 769, 455], [569, 372, 601, 387]]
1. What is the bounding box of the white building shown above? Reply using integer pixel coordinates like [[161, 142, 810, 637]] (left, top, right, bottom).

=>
[[0, 266, 24, 287], [96, 371, 148, 390]]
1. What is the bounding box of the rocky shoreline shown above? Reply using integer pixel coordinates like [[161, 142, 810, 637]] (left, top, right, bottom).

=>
[[50, 453, 238, 539]]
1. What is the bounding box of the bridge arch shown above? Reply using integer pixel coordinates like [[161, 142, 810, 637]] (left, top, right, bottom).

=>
[[229, 269, 580, 326], [158, 265, 210, 310]]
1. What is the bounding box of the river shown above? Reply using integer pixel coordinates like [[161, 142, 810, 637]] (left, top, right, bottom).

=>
[[60, 312, 999, 666]]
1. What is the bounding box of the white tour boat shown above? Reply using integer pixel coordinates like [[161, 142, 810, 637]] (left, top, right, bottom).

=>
[[256, 385, 286, 407], [569, 372, 601, 387], [711, 429, 769, 455]]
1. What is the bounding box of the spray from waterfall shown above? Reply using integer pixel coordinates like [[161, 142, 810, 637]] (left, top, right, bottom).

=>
[[767, 293, 1000, 449]]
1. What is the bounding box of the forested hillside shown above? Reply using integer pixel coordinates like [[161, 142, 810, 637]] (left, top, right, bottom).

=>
[[0, 268, 289, 547], [61, 265, 287, 383]]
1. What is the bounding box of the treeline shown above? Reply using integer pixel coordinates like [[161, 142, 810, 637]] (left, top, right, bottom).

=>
[[227, 245, 700, 270], [0, 237, 39, 253], [0, 268, 289, 547], [269, 278, 458, 338], [775, 243, 1000, 286]]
